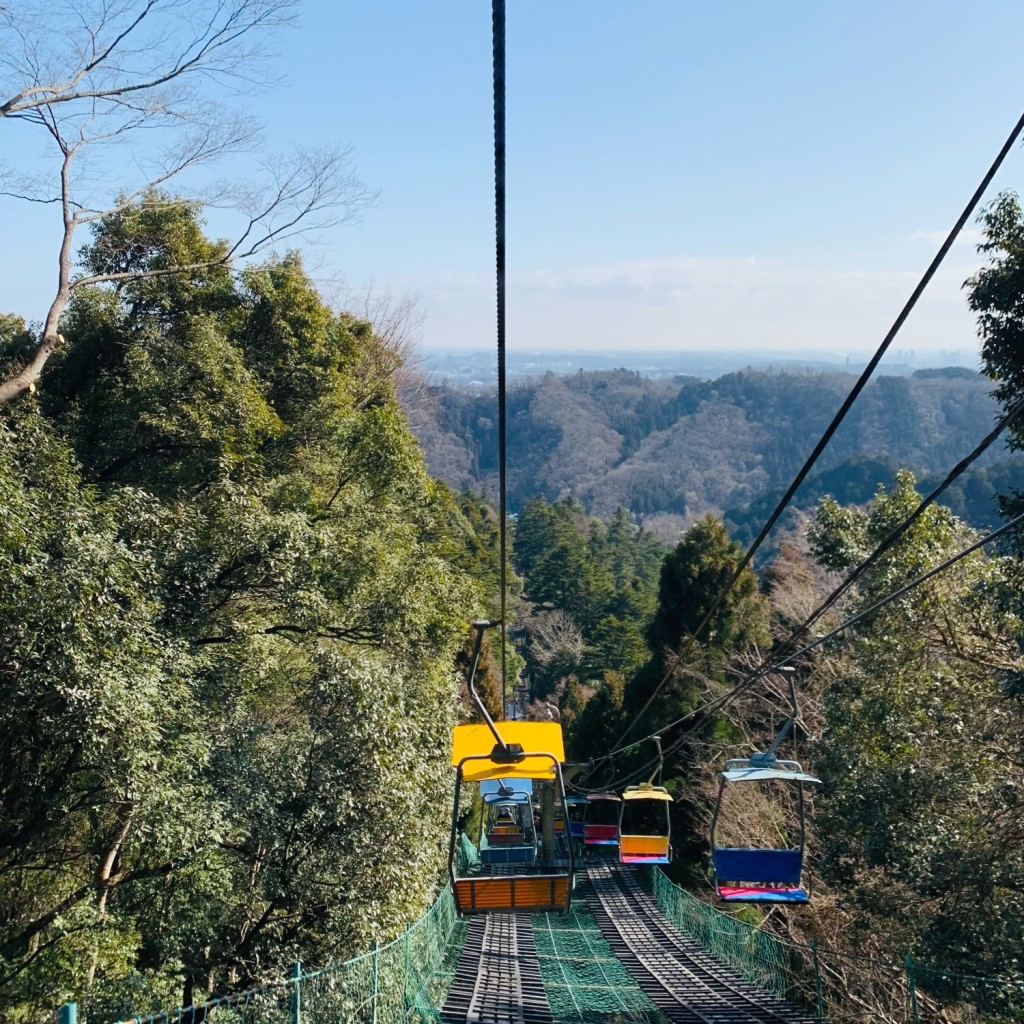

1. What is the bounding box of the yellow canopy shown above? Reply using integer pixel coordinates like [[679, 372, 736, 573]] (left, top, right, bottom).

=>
[[451, 722, 565, 782], [621, 783, 673, 802]]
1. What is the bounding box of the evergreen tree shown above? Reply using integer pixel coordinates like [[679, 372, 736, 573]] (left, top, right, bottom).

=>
[[807, 473, 1024, 990], [0, 200, 484, 1017]]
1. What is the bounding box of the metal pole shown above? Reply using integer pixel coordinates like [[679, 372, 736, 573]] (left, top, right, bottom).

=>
[[811, 941, 824, 1019], [58, 1004, 78, 1024], [540, 781, 555, 862], [291, 961, 301, 1024], [465, 620, 509, 754], [763, 665, 798, 760], [371, 941, 380, 1024], [402, 931, 411, 1011], [906, 954, 920, 1024]]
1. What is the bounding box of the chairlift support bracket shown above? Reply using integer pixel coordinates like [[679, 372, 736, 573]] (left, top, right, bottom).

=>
[[748, 666, 800, 769], [467, 619, 523, 762]]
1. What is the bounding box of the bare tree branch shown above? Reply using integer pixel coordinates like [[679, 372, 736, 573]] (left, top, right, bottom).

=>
[[0, 0, 376, 405]]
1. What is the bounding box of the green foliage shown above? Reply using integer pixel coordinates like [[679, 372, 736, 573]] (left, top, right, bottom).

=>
[[808, 472, 1024, 988], [513, 497, 664, 698], [0, 409, 196, 1017], [969, 192, 1024, 429], [647, 514, 769, 659], [585, 613, 649, 678], [81, 194, 235, 324], [0, 200, 484, 1019], [456, 628, 503, 723], [570, 671, 628, 769], [968, 190, 1024, 527], [0, 314, 37, 375]]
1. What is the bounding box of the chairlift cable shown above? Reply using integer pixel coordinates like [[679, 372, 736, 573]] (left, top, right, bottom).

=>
[[608, 104, 1024, 755], [765, 509, 1024, 672], [446, 5, 576, 919], [576, 511, 1024, 788], [788, 390, 1024, 646], [493, 0, 509, 716], [659, 510, 1024, 748], [658, 392, 1024, 743]]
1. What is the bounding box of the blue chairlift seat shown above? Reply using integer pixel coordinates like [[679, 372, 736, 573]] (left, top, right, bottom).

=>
[[712, 848, 808, 902], [711, 757, 820, 905]]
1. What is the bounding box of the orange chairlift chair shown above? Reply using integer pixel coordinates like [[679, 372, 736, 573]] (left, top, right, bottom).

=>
[[618, 737, 673, 866], [448, 621, 574, 915]]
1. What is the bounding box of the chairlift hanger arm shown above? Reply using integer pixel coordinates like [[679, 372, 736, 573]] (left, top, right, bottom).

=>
[[466, 619, 522, 762], [750, 667, 798, 767], [646, 735, 664, 787]]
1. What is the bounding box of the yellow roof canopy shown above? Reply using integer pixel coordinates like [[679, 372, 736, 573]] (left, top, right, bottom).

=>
[[621, 783, 673, 802], [452, 722, 565, 782]]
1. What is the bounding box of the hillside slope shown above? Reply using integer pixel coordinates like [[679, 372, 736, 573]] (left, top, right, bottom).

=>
[[404, 366, 1021, 533]]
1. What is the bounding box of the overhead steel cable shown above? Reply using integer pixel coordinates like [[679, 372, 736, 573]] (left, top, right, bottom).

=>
[[648, 390, 1024, 739], [493, 0, 508, 714], [641, 510, 1024, 759], [673, 391, 1024, 737], [747, 509, 1024, 678], [576, 493, 1024, 789], [609, 104, 1024, 754], [788, 390, 1024, 642]]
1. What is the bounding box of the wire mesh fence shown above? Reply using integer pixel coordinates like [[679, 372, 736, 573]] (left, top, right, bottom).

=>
[[96, 884, 465, 1024], [651, 870, 1024, 1023], [61, 864, 1024, 1024], [650, 870, 794, 1002], [799, 946, 1024, 1024]]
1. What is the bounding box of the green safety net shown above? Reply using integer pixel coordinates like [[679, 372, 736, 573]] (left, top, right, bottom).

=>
[[533, 901, 671, 1024], [92, 856, 1024, 1024], [456, 832, 481, 875], [651, 870, 1024, 1024], [650, 869, 793, 1001], [112, 885, 466, 1024]]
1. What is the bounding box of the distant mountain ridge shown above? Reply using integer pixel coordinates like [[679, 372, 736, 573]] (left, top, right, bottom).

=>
[[404, 365, 1022, 538]]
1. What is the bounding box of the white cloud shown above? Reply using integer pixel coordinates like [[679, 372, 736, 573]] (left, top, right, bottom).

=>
[[910, 227, 985, 247], [395, 252, 986, 356]]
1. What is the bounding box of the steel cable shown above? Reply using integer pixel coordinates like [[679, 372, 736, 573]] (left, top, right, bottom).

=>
[[610, 105, 1024, 753], [493, 0, 508, 714]]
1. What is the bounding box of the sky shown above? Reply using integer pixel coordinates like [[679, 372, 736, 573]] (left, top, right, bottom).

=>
[[5, 1, 1024, 361]]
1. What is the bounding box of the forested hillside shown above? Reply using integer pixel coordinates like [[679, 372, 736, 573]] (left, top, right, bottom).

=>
[[9, 3, 1024, 1024], [407, 365, 1022, 538]]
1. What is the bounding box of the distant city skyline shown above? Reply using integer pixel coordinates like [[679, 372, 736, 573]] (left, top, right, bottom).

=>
[[416, 344, 981, 388]]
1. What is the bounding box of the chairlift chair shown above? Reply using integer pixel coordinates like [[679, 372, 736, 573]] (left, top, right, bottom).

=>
[[480, 790, 537, 865], [710, 756, 820, 903], [618, 782, 672, 865], [585, 792, 622, 846], [448, 621, 574, 915], [565, 795, 588, 840]]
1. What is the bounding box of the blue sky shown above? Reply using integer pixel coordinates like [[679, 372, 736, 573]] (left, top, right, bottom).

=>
[[5, 1, 1024, 359]]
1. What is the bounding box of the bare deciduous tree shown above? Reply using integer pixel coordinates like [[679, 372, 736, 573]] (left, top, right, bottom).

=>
[[349, 284, 428, 411], [0, 0, 376, 404], [529, 609, 584, 668]]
